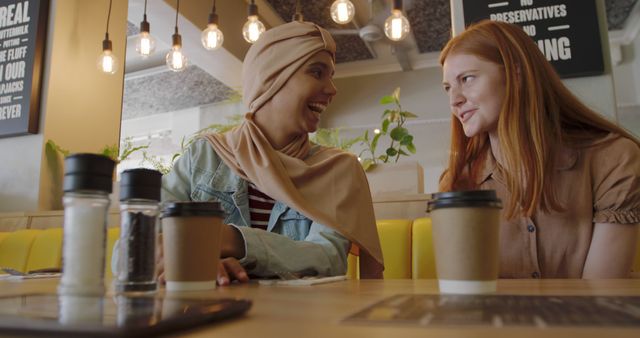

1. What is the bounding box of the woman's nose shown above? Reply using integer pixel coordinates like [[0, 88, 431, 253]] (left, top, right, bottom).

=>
[[449, 88, 465, 108], [325, 79, 337, 96]]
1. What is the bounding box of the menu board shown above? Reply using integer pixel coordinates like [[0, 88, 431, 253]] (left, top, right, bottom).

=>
[[461, 0, 604, 78], [0, 0, 48, 138], [343, 294, 640, 327]]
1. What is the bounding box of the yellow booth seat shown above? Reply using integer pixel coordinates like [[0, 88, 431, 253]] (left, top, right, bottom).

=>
[[411, 217, 437, 279], [105, 227, 120, 279], [0, 232, 8, 246], [376, 220, 413, 279], [0, 229, 40, 273], [347, 218, 437, 280], [25, 228, 63, 273]]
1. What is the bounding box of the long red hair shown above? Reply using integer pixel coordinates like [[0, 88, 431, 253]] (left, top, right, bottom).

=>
[[438, 20, 640, 219]]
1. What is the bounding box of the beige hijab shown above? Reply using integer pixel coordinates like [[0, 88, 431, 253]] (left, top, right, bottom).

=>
[[204, 21, 383, 278]]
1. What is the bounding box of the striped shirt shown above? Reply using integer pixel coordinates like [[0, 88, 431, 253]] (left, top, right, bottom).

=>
[[247, 183, 276, 230]]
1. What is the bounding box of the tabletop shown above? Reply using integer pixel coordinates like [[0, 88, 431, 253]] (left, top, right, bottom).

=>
[[0, 278, 639, 338]]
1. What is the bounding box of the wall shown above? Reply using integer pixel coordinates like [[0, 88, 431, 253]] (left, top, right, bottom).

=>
[[613, 23, 640, 137], [0, 0, 128, 212], [321, 67, 451, 194]]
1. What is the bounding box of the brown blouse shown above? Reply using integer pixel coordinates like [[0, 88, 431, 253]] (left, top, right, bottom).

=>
[[479, 133, 640, 278]]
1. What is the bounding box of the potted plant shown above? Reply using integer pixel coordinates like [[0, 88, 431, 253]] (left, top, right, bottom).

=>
[[358, 88, 424, 196], [45, 138, 149, 209]]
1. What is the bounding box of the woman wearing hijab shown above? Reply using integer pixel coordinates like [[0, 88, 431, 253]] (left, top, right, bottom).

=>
[[162, 21, 384, 285], [439, 20, 639, 279]]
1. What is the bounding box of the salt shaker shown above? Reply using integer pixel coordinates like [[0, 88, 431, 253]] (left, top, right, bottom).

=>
[[115, 168, 162, 293], [59, 153, 115, 296]]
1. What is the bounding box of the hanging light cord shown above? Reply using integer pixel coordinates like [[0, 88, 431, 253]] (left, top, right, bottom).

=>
[[174, 0, 180, 34], [293, 0, 303, 22], [105, 0, 113, 38], [143, 0, 148, 21], [212, 0, 216, 13]]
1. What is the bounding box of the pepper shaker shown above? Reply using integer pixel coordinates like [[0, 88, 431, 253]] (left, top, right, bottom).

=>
[[115, 168, 162, 293]]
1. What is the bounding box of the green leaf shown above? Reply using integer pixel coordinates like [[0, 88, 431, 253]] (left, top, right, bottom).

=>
[[379, 95, 395, 105], [390, 127, 409, 141], [361, 158, 375, 171], [388, 111, 399, 122], [101, 144, 119, 162], [378, 155, 389, 163], [363, 129, 369, 141], [381, 119, 390, 133], [371, 133, 382, 152], [386, 147, 398, 157], [392, 87, 401, 102], [341, 135, 363, 151], [46, 139, 70, 157], [400, 134, 413, 145], [407, 143, 416, 154], [400, 111, 418, 118], [398, 149, 409, 156], [381, 109, 393, 119]]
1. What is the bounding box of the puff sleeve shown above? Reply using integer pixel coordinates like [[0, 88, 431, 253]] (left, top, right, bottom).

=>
[[591, 136, 640, 224]]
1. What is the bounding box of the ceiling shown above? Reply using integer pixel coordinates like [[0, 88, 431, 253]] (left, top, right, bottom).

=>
[[122, 0, 640, 120]]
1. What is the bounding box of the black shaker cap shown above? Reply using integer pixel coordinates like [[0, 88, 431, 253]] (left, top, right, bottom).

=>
[[120, 168, 162, 201], [63, 153, 115, 193]]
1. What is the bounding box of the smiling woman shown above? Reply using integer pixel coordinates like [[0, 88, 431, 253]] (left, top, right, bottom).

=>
[[438, 20, 640, 280], [158, 21, 384, 285]]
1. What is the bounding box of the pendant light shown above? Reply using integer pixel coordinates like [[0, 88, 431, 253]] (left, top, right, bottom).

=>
[[292, 0, 303, 22], [384, 0, 411, 41], [242, 0, 265, 44], [201, 0, 224, 50], [98, 0, 118, 74], [330, 0, 355, 24], [166, 0, 187, 72], [135, 0, 156, 57]]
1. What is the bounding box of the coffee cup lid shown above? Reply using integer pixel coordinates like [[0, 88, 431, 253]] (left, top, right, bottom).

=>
[[427, 190, 502, 211], [161, 201, 226, 218]]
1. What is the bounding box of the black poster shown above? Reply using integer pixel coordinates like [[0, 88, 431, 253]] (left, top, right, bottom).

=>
[[462, 0, 604, 78], [0, 0, 48, 138]]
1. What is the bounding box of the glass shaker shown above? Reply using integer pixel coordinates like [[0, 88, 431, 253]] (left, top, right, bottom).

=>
[[59, 153, 115, 296], [115, 168, 162, 293]]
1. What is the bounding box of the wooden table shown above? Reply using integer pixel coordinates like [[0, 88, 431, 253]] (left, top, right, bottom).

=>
[[0, 278, 639, 337]]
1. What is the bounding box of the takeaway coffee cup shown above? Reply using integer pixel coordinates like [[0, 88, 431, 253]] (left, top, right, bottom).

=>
[[427, 190, 502, 294], [161, 201, 226, 292]]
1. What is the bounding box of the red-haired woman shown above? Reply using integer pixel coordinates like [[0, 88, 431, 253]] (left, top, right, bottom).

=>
[[439, 20, 639, 279]]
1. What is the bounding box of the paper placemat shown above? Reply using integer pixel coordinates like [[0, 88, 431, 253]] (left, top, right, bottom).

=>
[[343, 294, 640, 328]]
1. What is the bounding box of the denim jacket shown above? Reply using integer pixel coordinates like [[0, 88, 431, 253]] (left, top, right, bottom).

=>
[[162, 138, 350, 277]]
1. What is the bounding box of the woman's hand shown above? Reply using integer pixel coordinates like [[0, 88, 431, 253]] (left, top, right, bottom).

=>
[[217, 257, 249, 286]]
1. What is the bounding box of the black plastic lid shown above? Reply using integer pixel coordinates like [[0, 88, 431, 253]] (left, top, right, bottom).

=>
[[161, 201, 226, 218], [427, 190, 502, 211], [120, 168, 162, 202], [63, 153, 115, 193]]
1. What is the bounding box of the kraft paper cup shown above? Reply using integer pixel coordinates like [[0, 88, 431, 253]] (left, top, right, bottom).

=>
[[161, 202, 226, 292], [427, 190, 502, 294]]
